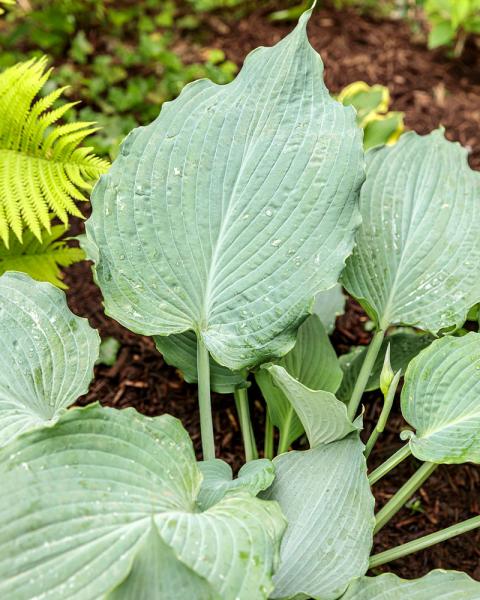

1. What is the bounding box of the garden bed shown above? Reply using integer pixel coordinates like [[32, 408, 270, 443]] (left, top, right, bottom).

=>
[[64, 2, 480, 584]]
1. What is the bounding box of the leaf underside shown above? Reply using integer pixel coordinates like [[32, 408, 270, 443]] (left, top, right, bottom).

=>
[[0, 271, 99, 447], [86, 9, 363, 370], [343, 130, 480, 333], [0, 405, 285, 600], [401, 332, 480, 464]]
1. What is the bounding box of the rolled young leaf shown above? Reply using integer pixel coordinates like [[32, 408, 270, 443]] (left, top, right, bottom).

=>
[[0, 271, 99, 447], [0, 404, 286, 600], [85, 8, 364, 371], [263, 436, 375, 600], [340, 570, 480, 599], [401, 332, 480, 463], [337, 330, 433, 402], [343, 130, 480, 333], [256, 314, 343, 450]]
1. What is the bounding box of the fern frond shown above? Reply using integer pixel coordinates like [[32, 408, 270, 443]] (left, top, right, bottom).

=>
[[0, 58, 110, 246], [0, 0, 14, 15], [0, 224, 84, 289]]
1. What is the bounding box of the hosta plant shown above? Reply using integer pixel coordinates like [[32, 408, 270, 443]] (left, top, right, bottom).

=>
[[337, 81, 404, 150], [1, 7, 480, 599], [425, 0, 480, 56], [0, 57, 109, 286]]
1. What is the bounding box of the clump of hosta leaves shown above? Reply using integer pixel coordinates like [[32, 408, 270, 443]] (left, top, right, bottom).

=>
[[338, 80, 404, 150], [1, 6, 480, 600]]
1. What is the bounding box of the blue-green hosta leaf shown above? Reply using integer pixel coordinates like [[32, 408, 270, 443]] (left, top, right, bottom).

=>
[[341, 570, 480, 599], [343, 130, 480, 332], [263, 436, 375, 600], [0, 404, 285, 600], [154, 331, 247, 393], [256, 314, 343, 450], [313, 283, 345, 334], [107, 523, 218, 599], [197, 458, 275, 510], [337, 330, 434, 402], [265, 364, 358, 447], [0, 271, 99, 447], [85, 9, 363, 371], [401, 332, 480, 463]]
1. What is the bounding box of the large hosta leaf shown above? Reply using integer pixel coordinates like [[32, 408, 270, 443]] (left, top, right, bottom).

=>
[[263, 436, 375, 599], [337, 330, 433, 402], [0, 404, 285, 600], [85, 9, 363, 371], [154, 331, 247, 393], [341, 570, 480, 599], [401, 332, 480, 463], [0, 271, 99, 447], [343, 130, 480, 332], [256, 314, 343, 450]]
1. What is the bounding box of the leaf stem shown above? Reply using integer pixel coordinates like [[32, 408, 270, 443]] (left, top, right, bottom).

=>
[[264, 410, 274, 460], [368, 444, 411, 486], [370, 515, 480, 569], [364, 369, 402, 459], [277, 406, 293, 455], [197, 335, 215, 460], [374, 461, 438, 533], [234, 387, 258, 462], [347, 329, 385, 420]]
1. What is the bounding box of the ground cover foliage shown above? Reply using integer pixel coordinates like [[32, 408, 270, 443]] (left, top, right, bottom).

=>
[[0, 3, 480, 600]]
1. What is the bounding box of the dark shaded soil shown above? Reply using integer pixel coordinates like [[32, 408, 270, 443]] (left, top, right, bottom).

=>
[[67, 3, 480, 584]]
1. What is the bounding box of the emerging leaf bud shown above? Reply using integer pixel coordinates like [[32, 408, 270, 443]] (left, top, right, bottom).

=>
[[380, 343, 394, 397]]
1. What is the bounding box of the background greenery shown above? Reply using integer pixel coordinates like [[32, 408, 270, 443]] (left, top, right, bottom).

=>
[[1, 0, 477, 160], [0, 0, 477, 287]]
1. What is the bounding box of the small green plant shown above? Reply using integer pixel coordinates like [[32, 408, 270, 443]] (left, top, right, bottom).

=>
[[338, 81, 404, 150], [0, 0, 238, 159], [425, 0, 480, 56], [1, 9, 480, 599], [0, 57, 108, 285]]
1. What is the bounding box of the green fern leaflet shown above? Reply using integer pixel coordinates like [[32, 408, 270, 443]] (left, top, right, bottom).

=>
[[0, 57, 109, 246], [0, 0, 14, 15], [0, 224, 84, 289]]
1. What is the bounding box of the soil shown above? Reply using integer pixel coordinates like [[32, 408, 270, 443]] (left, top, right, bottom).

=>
[[66, 2, 480, 584]]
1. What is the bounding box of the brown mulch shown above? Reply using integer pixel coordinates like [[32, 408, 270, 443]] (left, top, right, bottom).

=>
[[66, 2, 480, 583]]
